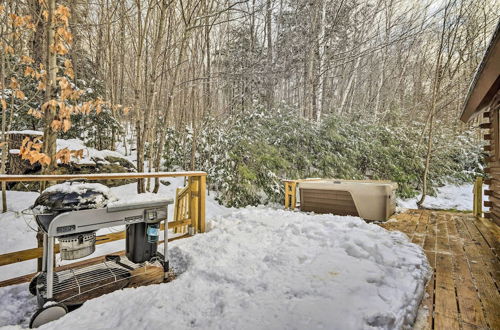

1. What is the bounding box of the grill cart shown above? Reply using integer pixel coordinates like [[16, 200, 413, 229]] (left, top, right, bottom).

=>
[[28, 182, 172, 328]]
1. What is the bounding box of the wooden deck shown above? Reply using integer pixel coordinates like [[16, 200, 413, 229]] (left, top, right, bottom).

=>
[[381, 210, 499, 330]]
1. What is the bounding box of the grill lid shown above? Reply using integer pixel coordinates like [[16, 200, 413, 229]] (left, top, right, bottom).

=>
[[34, 181, 114, 213]]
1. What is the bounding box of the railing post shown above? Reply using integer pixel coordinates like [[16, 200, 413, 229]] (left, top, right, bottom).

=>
[[473, 177, 483, 218], [284, 182, 290, 209], [284, 181, 297, 210], [291, 182, 297, 210], [198, 175, 206, 233], [188, 177, 199, 234], [173, 187, 180, 222]]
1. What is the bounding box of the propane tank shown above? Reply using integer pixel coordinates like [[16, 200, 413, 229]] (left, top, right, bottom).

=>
[[126, 209, 162, 263]]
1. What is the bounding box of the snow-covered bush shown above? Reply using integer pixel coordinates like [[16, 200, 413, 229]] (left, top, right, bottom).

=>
[[163, 106, 483, 207]]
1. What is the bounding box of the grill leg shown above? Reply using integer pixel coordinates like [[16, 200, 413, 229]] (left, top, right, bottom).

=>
[[42, 234, 47, 272], [46, 237, 55, 300], [164, 218, 169, 273]]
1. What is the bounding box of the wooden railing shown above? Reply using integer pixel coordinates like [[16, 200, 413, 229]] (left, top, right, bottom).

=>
[[0, 171, 206, 287], [284, 180, 298, 210], [173, 184, 190, 233], [473, 176, 483, 218], [284, 178, 324, 210]]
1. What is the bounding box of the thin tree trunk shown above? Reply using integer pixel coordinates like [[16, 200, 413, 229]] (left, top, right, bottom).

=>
[[265, 0, 274, 110], [153, 33, 188, 193], [315, 0, 326, 122], [0, 12, 7, 212], [417, 1, 450, 206]]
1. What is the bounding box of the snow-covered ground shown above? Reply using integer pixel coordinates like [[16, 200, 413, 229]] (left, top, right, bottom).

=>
[[0, 207, 429, 329], [0, 180, 432, 329], [0, 184, 428, 329], [0, 180, 477, 329], [397, 184, 479, 211]]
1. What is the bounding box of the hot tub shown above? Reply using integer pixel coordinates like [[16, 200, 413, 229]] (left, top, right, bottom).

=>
[[299, 180, 398, 221]]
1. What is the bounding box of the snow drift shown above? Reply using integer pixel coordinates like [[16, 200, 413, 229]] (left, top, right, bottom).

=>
[[0, 178, 430, 329], [1, 208, 428, 330]]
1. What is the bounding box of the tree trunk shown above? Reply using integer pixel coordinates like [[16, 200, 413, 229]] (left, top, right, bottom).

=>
[[153, 34, 188, 193], [315, 0, 326, 122], [0, 13, 7, 213], [41, 0, 58, 187], [265, 0, 274, 110], [417, 1, 450, 206]]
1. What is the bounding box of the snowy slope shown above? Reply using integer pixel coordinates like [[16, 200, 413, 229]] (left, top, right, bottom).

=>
[[0, 182, 429, 329]]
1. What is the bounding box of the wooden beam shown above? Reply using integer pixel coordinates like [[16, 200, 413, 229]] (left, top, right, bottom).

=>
[[484, 201, 493, 207], [484, 134, 492, 140], [473, 177, 483, 217], [484, 178, 492, 185], [480, 122, 492, 129], [0, 171, 207, 183], [484, 145, 492, 151], [284, 182, 290, 209], [483, 112, 490, 118], [188, 177, 199, 234], [198, 175, 206, 233], [291, 182, 297, 209]]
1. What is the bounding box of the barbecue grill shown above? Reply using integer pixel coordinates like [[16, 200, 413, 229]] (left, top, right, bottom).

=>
[[28, 182, 173, 328]]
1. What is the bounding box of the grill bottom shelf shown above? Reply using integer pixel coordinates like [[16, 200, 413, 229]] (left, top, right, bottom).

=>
[[37, 257, 165, 306]]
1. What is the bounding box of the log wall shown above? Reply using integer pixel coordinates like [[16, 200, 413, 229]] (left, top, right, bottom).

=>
[[484, 90, 500, 225]]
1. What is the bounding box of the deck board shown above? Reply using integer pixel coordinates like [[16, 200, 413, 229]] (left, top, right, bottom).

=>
[[380, 210, 499, 330]]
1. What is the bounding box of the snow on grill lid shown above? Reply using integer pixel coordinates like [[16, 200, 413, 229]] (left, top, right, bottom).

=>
[[34, 182, 116, 212]]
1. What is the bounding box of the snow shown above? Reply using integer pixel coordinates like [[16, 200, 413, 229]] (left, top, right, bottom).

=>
[[42, 182, 112, 197], [6, 130, 43, 136], [0, 180, 430, 329], [5, 135, 131, 165], [35, 182, 116, 211], [106, 193, 173, 208], [56, 138, 130, 165], [38, 210, 428, 329], [0, 191, 40, 284], [397, 184, 480, 211]]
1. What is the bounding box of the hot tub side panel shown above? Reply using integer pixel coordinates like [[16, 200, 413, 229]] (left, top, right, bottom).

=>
[[299, 188, 359, 216]]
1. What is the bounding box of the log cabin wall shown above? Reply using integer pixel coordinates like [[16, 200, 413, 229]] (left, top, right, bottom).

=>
[[484, 90, 500, 225]]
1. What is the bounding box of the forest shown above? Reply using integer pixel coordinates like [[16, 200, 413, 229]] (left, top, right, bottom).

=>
[[1, 0, 499, 207], [1, 1, 500, 329]]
